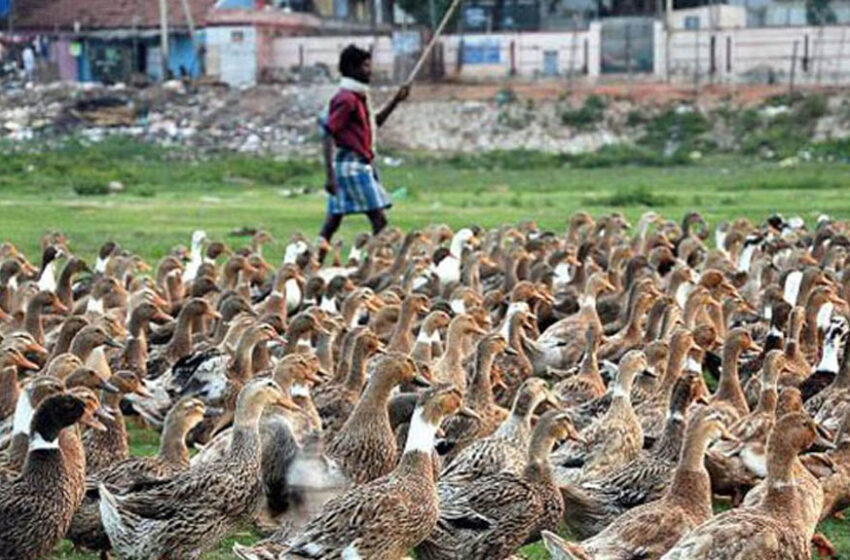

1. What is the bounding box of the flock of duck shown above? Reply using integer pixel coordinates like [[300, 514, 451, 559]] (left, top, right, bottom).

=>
[[0, 210, 849, 559]]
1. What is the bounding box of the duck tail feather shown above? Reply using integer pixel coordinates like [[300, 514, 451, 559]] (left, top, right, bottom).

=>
[[98, 483, 133, 543], [232, 543, 263, 560], [541, 530, 590, 560], [559, 483, 609, 539]]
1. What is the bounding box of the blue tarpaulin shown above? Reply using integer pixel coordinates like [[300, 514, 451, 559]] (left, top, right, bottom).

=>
[[215, 0, 255, 8], [0, 0, 12, 18]]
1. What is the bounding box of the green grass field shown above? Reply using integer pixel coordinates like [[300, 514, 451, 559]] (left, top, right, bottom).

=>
[[1, 139, 849, 559]]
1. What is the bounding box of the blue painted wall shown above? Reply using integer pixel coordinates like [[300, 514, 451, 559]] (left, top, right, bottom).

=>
[[75, 32, 204, 82]]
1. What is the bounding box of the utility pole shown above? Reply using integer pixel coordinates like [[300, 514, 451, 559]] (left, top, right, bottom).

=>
[[159, 0, 170, 81], [665, 0, 672, 82], [179, 0, 196, 38]]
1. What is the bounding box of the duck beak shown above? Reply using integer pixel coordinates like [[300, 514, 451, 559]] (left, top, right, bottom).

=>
[[568, 428, 587, 446], [16, 355, 40, 371], [26, 341, 48, 358], [275, 395, 301, 412], [305, 369, 324, 383], [641, 367, 658, 379], [545, 391, 563, 409], [51, 300, 69, 315], [472, 326, 488, 336], [412, 373, 432, 389], [365, 296, 383, 313], [374, 343, 388, 355], [696, 395, 710, 405], [493, 378, 509, 391], [96, 407, 116, 423], [208, 310, 223, 321], [502, 346, 518, 356], [102, 381, 122, 394], [133, 384, 154, 399], [152, 310, 173, 323], [456, 406, 482, 421], [104, 337, 124, 350], [748, 341, 763, 354], [82, 410, 109, 432], [814, 424, 837, 450]]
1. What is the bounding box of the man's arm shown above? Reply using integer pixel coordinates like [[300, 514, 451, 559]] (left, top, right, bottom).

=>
[[376, 85, 411, 128]]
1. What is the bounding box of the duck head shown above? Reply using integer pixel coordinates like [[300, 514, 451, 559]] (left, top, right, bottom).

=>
[[615, 350, 652, 395], [512, 377, 560, 417], [234, 377, 299, 426], [29, 393, 90, 450], [165, 397, 207, 436]]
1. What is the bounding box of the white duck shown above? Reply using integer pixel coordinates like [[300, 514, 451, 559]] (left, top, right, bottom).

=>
[[182, 230, 208, 284], [435, 228, 477, 286]]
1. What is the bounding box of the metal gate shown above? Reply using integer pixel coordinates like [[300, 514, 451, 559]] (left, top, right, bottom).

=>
[[601, 17, 654, 74]]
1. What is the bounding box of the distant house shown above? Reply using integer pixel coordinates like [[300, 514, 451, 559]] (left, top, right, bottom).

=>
[[7, 0, 218, 82]]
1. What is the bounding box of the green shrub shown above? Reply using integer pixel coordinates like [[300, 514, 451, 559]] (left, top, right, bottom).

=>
[[567, 144, 689, 168], [560, 95, 608, 129], [71, 180, 109, 196], [639, 108, 711, 154], [793, 94, 828, 123], [585, 184, 674, 207]]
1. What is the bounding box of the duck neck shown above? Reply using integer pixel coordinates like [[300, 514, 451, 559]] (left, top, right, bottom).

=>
[[24, 297, 46, 345], [653, 406, 688, 462], [816, 333, 842, 375], [442, 327, 467, 370], [70, 337, 98, 362], [167, 310, 197, 358], [56, 264, 76, 307], [315, 330, 336, 374], [232, 332, 261, 382], [283, 324, 309, 354], [230, 406, 263, 463], [505, 393, 542, 432], [158, 422, 192, 467], [682, 296, 705, 328], [127, 309, 151, 338], [344, 345, 373, 392], [398, 408, 437, 482], [755, 385, 779, 415], [507, 316, 526, 352], [578, 342, 599, 379], [624, 298, 649, 338], [668, 427, 712, 510], [468, 347, 497, 407], [351, 375, 396, 422], [332, 330, 359, 385], [387, 236, 416, 278], [716, 343, 747, 413], [341, 301, 363, 330], [832, 340, 850, 388], [761, 442, 803, 516], [389, 303, 417, 352], [101, 388, 126, 411], [0, 368, 18, 407], [525, 430, 557, 481], [52, 325, 83, 358]]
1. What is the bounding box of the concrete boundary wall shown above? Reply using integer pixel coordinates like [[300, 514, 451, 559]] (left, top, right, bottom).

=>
[[265, 24, 850, 85]]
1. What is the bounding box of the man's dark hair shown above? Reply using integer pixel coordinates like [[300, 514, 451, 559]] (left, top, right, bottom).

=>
[[339, 44, 371, 78]]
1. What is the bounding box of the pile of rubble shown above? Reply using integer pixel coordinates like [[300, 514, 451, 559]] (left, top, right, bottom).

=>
[[2, 79, 848, 157], [0, 80, 341, 156]]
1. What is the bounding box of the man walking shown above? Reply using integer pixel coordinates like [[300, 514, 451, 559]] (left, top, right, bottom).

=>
[[318, 44, 409, 263]]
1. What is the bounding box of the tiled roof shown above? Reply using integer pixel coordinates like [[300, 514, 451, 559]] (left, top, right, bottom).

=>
[[11, 0, 219, 31]]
